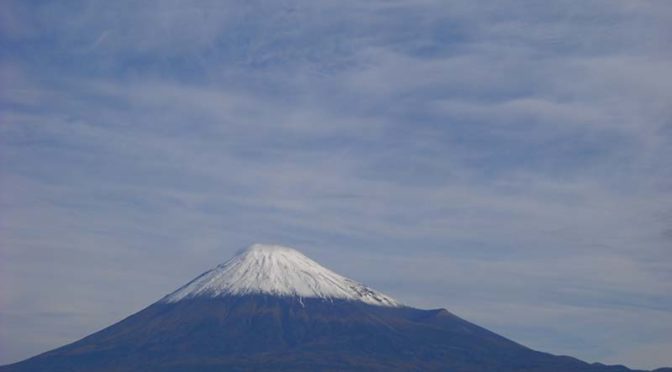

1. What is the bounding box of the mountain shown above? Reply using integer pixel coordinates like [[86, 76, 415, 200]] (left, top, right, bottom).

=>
[[161, 244, 399, 306], [0, 244, 662, 371]]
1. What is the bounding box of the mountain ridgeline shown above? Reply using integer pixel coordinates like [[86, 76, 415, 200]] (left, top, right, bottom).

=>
[[2, 244, 668, 371]]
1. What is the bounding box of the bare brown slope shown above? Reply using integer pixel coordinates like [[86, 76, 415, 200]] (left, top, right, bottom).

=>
[[0, 296, 648, 372]]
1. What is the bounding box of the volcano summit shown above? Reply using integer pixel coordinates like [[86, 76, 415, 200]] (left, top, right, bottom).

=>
[[161, 243, 399, 306], [1, 244, 665, 371]]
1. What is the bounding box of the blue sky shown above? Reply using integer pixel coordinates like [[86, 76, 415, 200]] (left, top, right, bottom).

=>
[[1, 0, 671, 369]]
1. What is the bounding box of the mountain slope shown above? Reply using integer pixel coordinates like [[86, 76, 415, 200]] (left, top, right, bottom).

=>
[[0, 244, 660, 371], [0, 296, 641, 372]]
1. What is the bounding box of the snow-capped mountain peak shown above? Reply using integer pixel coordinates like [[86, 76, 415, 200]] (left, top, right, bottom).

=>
[[161, 244, 400, 307]]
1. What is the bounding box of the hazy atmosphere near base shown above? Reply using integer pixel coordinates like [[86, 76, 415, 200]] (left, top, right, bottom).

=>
[[1, 0, 671, 370]]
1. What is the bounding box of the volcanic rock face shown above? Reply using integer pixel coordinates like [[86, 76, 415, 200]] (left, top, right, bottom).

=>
[[0, 244, 657, 372]]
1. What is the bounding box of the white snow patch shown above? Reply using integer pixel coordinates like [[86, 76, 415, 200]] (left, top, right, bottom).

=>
[[161, 244, 400, 307]]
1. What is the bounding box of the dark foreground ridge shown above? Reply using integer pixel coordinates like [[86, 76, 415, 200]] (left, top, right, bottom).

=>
[[1, 295, 665, 372]]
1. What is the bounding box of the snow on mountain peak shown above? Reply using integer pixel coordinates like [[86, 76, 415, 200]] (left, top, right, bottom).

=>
[[160, 244, 400, 307]]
